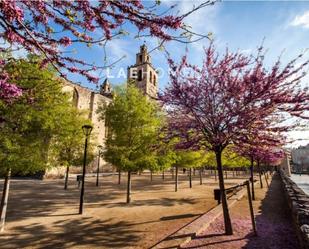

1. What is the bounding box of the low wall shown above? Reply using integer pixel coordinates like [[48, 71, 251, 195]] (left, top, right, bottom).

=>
[[44, 162, 115, 179], [279, 170, 309, 249]]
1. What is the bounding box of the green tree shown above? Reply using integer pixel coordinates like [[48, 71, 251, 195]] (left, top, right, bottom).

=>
[[174, 150, 206, 191], [48, 108, 93, 189], [0, 56, 91, 231], [221, 148, 251, 179], [99, 84, 162, 203]]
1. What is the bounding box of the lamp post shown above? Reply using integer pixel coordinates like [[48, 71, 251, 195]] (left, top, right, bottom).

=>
[[96, 145, 103, 187], [79, 124, 93, 215]]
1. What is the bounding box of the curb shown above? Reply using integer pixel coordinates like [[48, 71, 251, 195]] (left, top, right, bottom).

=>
[[151, 186, 248, 249]]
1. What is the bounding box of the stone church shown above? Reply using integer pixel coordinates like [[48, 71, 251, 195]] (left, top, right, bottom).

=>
[[59, 44, 159, 172]]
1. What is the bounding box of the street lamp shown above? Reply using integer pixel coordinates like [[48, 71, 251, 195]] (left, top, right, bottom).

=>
[[79, 124, 93, 214], [96, 145, 103, 187]]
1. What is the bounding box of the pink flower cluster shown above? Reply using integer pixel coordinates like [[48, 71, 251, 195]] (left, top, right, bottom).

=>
[[0, 73, 22, 103], [161, 44, 309, 154], [0, 0, 190, 86]]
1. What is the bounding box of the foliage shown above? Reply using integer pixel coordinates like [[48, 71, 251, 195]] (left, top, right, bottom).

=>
[[48, 107, 95, 169], [161, 42, 309, 234], [0, 56, 91, 175], [152, 132, 178, 172], [175, 150, 206, 169], [236, 143, 285, 167], [162, 43, 309, 154], [0, 0, 212, 100], [192, 149, 250, 169], [99, 84, 163, 173], [221, 148, 251, 168], [0, 53, 22, 103]]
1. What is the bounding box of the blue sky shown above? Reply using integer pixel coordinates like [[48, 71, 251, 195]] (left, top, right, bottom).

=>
[[70, 1, 309, 90], [66, 1, 309, 146]]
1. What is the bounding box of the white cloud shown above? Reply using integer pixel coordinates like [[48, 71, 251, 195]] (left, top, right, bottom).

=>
[[240, 49, 252, 54], [178, 1, 220, 51], [105, 38, 131, 62], [290, 11, 309, 28], [286, 130, 309, 148]]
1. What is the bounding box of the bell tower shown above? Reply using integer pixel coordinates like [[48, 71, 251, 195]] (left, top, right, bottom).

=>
[[100, 78, 113, 98], [127, 44, 158, 98]]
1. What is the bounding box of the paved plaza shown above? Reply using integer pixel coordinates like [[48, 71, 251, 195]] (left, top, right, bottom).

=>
[[0, 172, 247, 249]]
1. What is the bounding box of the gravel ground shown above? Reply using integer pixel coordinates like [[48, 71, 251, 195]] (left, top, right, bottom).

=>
[[0, 171, 248, 249]]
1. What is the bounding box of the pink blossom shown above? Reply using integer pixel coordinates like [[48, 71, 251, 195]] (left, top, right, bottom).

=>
[[0, 0, 196, 84], [59, 37, 72, 47], [0, 74, 22, 103]]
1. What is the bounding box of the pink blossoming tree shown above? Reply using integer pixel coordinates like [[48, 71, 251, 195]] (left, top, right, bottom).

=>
[[0, 0, 213, 101], [161, 44, 309, 235], [237, 141, 285, 199]]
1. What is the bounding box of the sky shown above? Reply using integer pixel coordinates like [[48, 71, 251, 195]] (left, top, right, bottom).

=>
[[82, 0, 309, 89], [11, 0, 309, 147]]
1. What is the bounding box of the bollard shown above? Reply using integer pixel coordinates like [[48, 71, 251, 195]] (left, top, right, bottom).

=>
[[265, 172, 269, 187], [246, 180, 257, 236]]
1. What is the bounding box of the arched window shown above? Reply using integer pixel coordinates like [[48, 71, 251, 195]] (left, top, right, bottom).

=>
[[150, 71, 152, 83], [138, 70, 142, 81], [73, 88, 79, 107], [153, 75, 156, 85]]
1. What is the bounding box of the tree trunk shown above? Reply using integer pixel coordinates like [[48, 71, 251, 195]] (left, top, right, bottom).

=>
[[126, 171, 131, 203], [96, 155, 100, 187], [175, 165, 178, 192], [265, 172, 269, 187], [214, 169, 217, 181], [257, 160, 263, 188], [0, 169, 11, 232], [118, 170, 121, 185], [193, 168, 196, 176], [172, 167, 174, 179], [250, 157, 255, 201], [215, 151, 233, 235], [150, 171, 153, 181], [225, 170, 228, 179], [199, 169, 203, 185], [64, 166, 69, 190], [189, 168, 192, 188], [232, 169, 235, 178], [162, 171, 165, 180]]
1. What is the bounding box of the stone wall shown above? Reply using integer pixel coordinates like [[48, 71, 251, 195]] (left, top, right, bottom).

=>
[[279, 170, 309, 249], [62, 82, 112, 149], [44, 82, 114, 178]]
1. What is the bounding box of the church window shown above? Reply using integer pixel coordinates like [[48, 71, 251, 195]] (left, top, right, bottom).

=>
[[73, 88, 79, 107], [154, 75, 156, 85], [150, 71, 152, 82], [139, 54, 142, 63], [138, 69, 142, 81], [105, 127, 108, 138]]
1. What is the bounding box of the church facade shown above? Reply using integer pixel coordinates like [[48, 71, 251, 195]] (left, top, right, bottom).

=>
[[57, 44, 158, 173], [62, 80, 112, 150]]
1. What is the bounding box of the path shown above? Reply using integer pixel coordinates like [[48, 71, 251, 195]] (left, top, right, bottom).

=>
[[182, 173, 300, 249]]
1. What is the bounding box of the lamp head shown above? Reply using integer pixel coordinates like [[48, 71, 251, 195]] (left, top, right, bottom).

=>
[[82, 125, 93, 137]]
